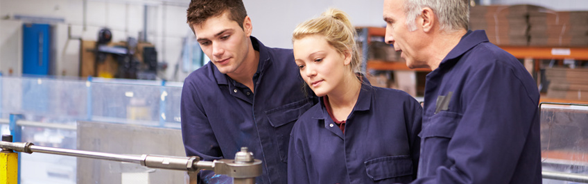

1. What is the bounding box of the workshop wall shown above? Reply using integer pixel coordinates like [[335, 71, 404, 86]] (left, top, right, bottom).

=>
[[1, 0, 587, 81], [245, 0, 385, 49], [0, 0, 188, 81], [0, 0, 386, 81]]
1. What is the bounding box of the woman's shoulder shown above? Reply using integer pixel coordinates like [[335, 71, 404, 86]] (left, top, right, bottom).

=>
[[369, 86, 420, 105], [371, 86, 412, 98], [294, 102, 323, 124]]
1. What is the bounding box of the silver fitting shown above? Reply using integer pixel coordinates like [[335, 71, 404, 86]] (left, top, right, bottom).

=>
[[234, 147, 254, 164], [0, 141, 34, 154], [212, 147, 262, 179]]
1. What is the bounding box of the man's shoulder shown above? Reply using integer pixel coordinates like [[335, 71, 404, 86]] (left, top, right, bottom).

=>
[[184, 62, 217, 86], [462, 42, 525, 73], [259, 45, 299, 76], [265, 46, 294, 63]]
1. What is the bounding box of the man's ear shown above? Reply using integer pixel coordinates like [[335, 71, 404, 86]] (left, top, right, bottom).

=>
[[243, 16, 253, 36], [420, 7, 435, 33]]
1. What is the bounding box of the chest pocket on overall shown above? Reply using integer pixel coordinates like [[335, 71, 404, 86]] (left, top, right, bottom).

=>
[[266, 98, 313, 162], [418, 111, 461, 172], [365, 155, 414, 182]]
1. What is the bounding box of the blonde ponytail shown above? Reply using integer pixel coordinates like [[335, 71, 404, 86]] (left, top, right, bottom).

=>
[[293, 8, 362, 73]]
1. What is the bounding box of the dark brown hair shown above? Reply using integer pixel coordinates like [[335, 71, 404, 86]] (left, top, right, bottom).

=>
[[186, 0, 248, 29]]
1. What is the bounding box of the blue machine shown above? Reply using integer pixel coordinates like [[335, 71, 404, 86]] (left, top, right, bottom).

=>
[[22, 23, 51, 113], [22, 23, 51, 75]]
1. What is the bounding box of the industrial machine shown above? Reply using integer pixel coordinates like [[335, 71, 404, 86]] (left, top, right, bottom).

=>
[[0, 135, 262, 184], [91, 28, 159, 80]]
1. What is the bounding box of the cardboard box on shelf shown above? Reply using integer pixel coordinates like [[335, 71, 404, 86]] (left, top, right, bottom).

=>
[[394, 71, 416, 97], [468, 4, 588, 46], [368, 42, 403, 62], [545, 67, 588, 101], [528, 10, 588, 46]]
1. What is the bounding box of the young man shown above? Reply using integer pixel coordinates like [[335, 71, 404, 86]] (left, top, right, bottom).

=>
[[181, 0, 315, 183], [383, 0, 542, 183]]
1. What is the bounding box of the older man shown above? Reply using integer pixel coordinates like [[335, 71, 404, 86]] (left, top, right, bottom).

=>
[[383, 0, 542, 183]]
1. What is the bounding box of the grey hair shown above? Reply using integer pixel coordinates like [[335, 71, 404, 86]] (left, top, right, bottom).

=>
[[404, 0, 469, 32]]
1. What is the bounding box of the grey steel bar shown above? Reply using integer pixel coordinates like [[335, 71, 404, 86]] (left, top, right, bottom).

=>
[[17, 120, 76, 130], [361, 27, 368, 74], [543, 171, 588, 183], [195, 160, 215, 170], [233, 178, 255, 184], [29, 145, 144, 164], [0, 119, 8, 124]]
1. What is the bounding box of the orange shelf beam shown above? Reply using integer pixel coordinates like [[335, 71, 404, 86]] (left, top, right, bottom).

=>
[[366, 60, 431, 72], [368, 27, 386, 37], [499, 46, 588, 60]]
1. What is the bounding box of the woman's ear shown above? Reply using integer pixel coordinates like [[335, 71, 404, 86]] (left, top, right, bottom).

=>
[[343, 49, 352, 66]]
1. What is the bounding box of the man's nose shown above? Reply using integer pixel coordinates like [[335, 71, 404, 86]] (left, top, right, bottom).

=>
[[212, 43, 224, 57]]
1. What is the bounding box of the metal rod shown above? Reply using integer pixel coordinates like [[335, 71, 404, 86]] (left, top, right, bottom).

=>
[[233, 178, 255, 184], [195, 160, 214, 170], [0, 119, 8, 124], [17, 120, 76, 130], [28, 145, 144, 164], [543, 171, 588, 183], [361, 27, 368, 74]]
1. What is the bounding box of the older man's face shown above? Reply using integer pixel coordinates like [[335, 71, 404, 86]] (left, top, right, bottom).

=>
[[383, 0, 427, 69]]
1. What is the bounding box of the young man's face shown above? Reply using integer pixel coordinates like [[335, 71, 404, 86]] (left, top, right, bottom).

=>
[[383, 0, 427, 69], [193, 11, 252, 74]]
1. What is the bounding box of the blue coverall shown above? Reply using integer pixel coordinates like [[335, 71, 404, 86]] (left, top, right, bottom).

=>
[[412, 30, 542, 184], [181, 36, 316, 184], [288, 83, 422, 184]]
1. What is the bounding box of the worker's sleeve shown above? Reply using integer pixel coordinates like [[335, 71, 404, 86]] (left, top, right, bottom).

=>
[[404, 97, 422, 180], [288, 123, 311, 184], [412, 61, 537, 184], [180, 79, 231, 184]]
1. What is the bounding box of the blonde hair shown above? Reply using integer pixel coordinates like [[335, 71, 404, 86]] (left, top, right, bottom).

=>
[[292, 8, 362, 73]]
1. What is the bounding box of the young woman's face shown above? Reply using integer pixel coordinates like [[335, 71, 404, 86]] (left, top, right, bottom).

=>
[[293, 35, 350, 97]]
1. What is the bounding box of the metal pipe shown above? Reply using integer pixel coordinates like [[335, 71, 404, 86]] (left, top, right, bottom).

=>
[[28, 145, 144, 164], [16, 120, 76, 130], [195, 160, 214, 170], [143, 5, 148, 42], [233, 178, 255, 184], [543, 171, 588, 183], [361, 27, 368, 74], [83, 0, 87, 31]]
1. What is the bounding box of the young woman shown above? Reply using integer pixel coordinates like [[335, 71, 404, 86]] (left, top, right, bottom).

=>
[[288, 8, 422, 184]]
